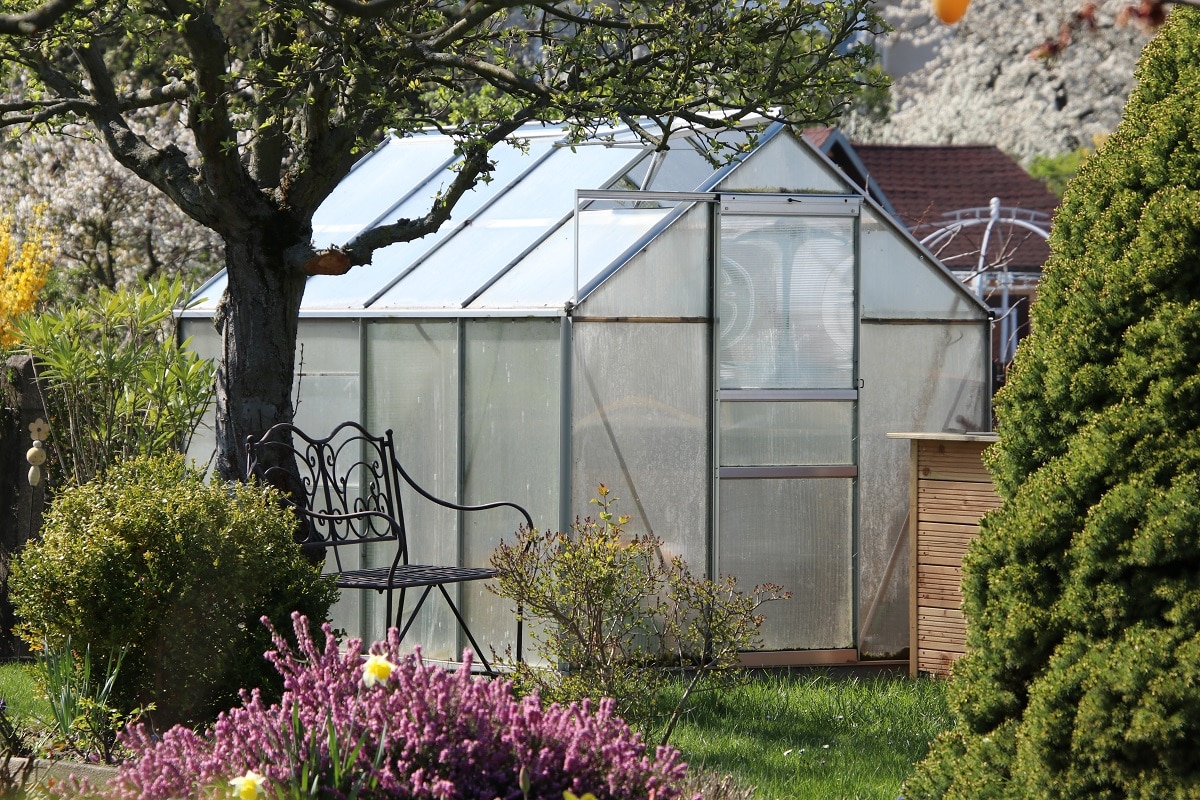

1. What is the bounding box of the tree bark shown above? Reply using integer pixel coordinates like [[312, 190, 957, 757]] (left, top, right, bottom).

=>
[[212, 228, 306, 482]]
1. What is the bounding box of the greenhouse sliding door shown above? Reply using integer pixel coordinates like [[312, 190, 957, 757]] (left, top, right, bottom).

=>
[[715, 196, 858, 651]]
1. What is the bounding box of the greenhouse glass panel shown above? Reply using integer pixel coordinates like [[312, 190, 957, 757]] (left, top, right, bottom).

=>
[[365, 320, 460, 659], [855, 321, 989, 657], [306, 138, 558, 309], [717, 134, 848, 194], [180, 320, 220, 469], [461, 319, 561, 656], [377, 145, 643, 307], [719, 402, 853, 467], [576, 201, 710, 319], [718, 478, 854, 650], [473, 206, 672, 310], [718, 214, 855, 389], [293, 320, 367, 640], [859, 208, 985, 320], [617, 143, 714, 192], [311, 134, 459, 248], [571, 322, 710, 569]]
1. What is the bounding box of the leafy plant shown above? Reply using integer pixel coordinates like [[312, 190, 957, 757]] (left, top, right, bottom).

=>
[[9, 453, 338, 729], [108, 613, 690, 800], [489, 485, 788, 746], [11, 276, 214, 486], [38, 639, 148, 764]]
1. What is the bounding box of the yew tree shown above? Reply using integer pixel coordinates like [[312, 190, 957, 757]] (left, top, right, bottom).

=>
[[906, 7, 1200, 799], [0, 0, 882, 479]]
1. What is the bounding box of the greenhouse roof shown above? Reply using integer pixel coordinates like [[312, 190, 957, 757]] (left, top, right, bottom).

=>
[[187, 121, 759, 317], [186, 120, 982, 319]]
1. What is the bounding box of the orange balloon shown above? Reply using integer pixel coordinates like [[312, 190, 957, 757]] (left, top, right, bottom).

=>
[[932, 0, 970, 24]]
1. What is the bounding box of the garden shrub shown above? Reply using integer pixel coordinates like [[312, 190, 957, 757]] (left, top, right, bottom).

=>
[[489, 485, 787, 746], [9, 453, 338, 728], [106, 613, 692, 800], [904, 8, 1200, 800]]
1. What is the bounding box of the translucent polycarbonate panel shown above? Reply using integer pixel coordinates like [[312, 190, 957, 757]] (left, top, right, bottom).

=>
[[364, 320, 460, 659], [859, 208, 988, 321], [716, 134, 849, 194], [718, 214, 855, 389], [473, 206, 672, 310], [290, 321, 368, 641], [180, 319, 221, 470], [855, 321, 990, 657], [618, 144, 716, 192], [576, 201, 710, 318], [376, 145, 643, 308], [307, 138, 558, 310], [719, 402, 853, 467], [718, 478, 854, 650], [311, 134, 459, 248], [572, 322, 710, 570], [461, 319, 562, 658]]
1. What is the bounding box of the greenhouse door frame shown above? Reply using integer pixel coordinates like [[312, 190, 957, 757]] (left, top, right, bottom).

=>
[[713, 193, 862, 663]]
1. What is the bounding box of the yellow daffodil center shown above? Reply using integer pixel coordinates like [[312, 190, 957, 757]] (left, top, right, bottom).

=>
[[362, 654, 396, 687], [229, 770, 266, 800]]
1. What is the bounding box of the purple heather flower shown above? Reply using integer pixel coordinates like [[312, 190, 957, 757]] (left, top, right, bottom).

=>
[[105, 613, 692, 800]]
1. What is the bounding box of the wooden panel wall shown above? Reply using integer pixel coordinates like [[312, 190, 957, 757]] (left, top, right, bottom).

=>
[[909, 439, 1001, 677]]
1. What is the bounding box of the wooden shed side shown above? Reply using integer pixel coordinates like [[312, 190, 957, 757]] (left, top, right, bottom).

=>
[[899, 435, 1001, 677]]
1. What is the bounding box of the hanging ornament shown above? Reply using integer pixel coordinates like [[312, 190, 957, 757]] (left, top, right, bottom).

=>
[[26, 418, 49, 488], [933, 0, 970, 24]]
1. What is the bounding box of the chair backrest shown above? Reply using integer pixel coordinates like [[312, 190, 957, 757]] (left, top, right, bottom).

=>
[[245, 421, 408, 560]]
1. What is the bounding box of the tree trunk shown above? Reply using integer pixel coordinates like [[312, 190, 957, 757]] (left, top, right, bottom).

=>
[[212, 229, 306, 482]]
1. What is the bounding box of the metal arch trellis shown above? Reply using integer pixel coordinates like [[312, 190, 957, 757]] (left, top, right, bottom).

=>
[[919, 196, 1051, 369]]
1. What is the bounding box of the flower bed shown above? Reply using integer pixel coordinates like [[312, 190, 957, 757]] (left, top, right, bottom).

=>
[[105, 614, 692, 800]]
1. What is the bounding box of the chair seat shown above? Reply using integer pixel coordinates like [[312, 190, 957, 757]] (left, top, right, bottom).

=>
[[331, 563, 498, 591]]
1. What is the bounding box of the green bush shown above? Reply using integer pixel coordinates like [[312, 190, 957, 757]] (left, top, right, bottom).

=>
[[490, 485, 787, 747], [905, 8, 1200, 800], [9, 453, 338, 729]]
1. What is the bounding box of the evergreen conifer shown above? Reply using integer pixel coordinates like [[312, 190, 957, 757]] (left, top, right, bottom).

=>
[[906, 8, 1200, 798]]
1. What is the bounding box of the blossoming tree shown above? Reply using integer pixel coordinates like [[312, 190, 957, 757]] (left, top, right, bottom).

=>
[[0, 0, 884, 481], [847, 0, 1156, 163], [0, 111, 223, 296]]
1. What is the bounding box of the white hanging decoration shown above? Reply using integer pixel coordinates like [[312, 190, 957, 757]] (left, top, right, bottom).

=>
[[26, 418, 49, 487]]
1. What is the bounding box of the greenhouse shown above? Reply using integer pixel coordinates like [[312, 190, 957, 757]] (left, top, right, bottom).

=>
[[182, 121, 992, 664]]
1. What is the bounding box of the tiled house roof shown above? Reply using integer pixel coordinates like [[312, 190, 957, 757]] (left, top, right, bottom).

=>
[[806, 131, 1059, 272]]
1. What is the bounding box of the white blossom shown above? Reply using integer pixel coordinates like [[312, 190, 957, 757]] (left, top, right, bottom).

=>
[[845, 0, 1158, 163], [0, 102, 223, 294]]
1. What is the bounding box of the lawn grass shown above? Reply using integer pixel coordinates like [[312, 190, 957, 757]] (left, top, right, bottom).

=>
[[0, 662, 48, 729], [667, 670, 953, 800]]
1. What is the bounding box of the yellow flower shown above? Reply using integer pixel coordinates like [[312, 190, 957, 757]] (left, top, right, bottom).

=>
[[563, 792, 598, 800], [362, 653, 396, 688], [229, 770, 267, 800]]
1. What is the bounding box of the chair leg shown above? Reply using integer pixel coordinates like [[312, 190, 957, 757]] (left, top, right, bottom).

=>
[[396, 585, 435, 641], [436, 584, 495, 677]]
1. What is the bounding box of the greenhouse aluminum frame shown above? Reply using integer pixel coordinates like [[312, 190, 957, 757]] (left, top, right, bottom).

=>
[[181, 120, 994, 665]]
